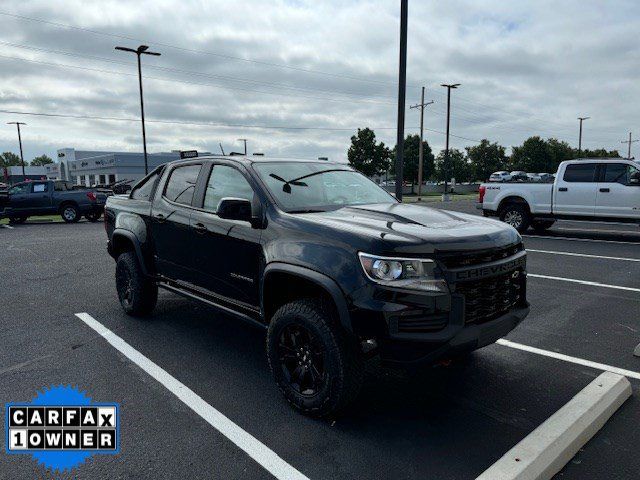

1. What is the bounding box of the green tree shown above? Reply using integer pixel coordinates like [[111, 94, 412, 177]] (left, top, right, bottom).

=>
[[435, 148, 473, 182], [347, 128, 392, 177], [393, 134, 435, 184], [0, 152, 23, 167], [546, 138, 574, 172], [31, 154, 53, 166], [465, 139, 507, 182], [580, 148, 621, 158], [509, 136, 551, 172]]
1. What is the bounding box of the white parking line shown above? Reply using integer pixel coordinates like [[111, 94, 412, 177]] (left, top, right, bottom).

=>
[[497, 339, 640, 380], [2, 224, 14, 229], [527, 249, 640, 262], [74, 312, 309, 480], [528, 273, 640, 293], [555, 227, 640, 235], [524, 234, 639, 245]]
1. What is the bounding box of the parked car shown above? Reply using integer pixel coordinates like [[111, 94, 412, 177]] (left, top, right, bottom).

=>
[[0, 180, 107, 224], [478, 159, 640, 232], [489, 171, 512, 182], [510, 171, 528, 182], [538, 173, 555, 183], [105, 156, 529, 417], [526, 173, 541, 182]]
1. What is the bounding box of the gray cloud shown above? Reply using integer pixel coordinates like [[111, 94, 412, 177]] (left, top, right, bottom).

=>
[[0, 0, 638, 164]]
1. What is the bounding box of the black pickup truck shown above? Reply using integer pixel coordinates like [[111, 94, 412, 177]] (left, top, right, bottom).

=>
[[105, 157, 529, 416], [0, 180, 106, 224]]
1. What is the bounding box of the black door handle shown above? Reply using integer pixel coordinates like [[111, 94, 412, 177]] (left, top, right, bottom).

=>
[[599, 188, 610, 193], [558, 187, 568, 192], [154, 213, 166, 223], [193, 222, 207, 234]]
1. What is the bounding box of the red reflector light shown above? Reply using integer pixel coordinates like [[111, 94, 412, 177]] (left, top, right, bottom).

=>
[[86, 192, 97, 201], [478, 186, 486, 203]]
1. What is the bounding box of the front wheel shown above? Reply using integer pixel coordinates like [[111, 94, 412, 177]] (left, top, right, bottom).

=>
[[500, 204, 530, 233], [115, 252, 158, 316], [266, 299, 363, 418]]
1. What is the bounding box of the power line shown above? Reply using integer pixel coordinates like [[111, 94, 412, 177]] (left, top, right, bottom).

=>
[[0, 10, 409, 88], [0, 108, 482, 142]]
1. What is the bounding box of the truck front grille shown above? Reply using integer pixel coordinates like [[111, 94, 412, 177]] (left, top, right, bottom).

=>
[[454, 270, 523, 324], [437, 243, 523, 270]]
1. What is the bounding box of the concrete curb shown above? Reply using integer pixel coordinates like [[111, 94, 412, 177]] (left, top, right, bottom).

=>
[[476, 371, 632, 480]]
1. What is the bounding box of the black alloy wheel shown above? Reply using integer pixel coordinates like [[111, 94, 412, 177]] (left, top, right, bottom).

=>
[[278, 324, 326, 397]]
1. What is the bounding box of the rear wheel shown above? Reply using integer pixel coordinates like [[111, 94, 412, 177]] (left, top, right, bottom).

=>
[[85, 211, 102, 222], [9, 216, 27, 224], [500, 204, 530, 233], [61, 204, 80, 223], [266, 299, 363, 417], [531, 220, 555, 233], [115, 251, 157, 316]]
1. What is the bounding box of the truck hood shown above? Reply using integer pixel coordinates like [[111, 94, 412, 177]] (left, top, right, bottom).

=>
[[297, 202, 520, 255]]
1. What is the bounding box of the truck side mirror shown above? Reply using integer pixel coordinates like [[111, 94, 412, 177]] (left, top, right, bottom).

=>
[[629, 172, 640, 185], [217, 197, 253, 223]]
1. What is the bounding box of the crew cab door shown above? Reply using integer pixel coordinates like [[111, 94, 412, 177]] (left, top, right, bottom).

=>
[[24, 181, 53, 213], [552, 162, 597, 216], [150, 162, 203, 282], [5, 183, 31, 213], [595, 162, 640, 219], [189, 161, 262, 309]]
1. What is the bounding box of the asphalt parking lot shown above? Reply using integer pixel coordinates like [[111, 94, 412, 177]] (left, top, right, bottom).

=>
[[1, 201, 639, 479]]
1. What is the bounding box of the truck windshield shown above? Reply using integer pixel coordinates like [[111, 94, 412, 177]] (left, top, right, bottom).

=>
[[254, 162, 396, 212]]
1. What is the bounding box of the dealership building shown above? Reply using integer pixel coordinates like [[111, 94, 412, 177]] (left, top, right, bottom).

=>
[[56, 148, 211, 186]]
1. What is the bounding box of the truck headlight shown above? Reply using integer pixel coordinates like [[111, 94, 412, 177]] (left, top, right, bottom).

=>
[[358, 253, 448, 292]]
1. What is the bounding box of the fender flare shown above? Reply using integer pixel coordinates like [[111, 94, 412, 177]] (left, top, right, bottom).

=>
[[111, 228, 149, 275], [262, 262, 352, 332]]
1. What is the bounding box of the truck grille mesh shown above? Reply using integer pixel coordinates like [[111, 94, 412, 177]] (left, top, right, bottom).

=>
[[436, 243, 523, 269], [454, 270, 523, 324]]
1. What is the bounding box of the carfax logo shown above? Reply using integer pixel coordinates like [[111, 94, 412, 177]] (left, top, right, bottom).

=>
[[5, 385, 119, 473]]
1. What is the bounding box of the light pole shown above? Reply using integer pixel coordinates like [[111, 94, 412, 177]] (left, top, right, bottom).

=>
[[577, 116, 589, 157], [115, 45, 161, 175], [441, 83, 460, 201], [7, 121, 26, 180], [395, 0, 408, 201], [237, 138, 248, 155], [410, 87, 434, 201]]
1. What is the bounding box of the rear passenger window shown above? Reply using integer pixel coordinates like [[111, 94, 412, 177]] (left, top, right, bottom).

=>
[[163, 164, 201, 205], [131, 170, 161, 201], [563, 163, 596, 182], [602, 163, 629, 184]]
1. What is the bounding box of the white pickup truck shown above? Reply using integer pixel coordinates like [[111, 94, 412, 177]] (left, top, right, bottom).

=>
[[477, 158, 640, 232]]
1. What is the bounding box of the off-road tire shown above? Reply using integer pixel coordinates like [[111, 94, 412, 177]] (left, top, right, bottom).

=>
[[266, 299, 364, 418], [115, 251, 158, 316], [499, 204, 530, 233]]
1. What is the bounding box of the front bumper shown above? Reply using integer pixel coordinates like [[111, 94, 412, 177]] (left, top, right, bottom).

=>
[[348, 248, 528, 368]]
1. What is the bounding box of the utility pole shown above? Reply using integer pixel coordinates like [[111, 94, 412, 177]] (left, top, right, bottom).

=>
[[115, 45, 161, 175], [7, 122, 26, 180], [410, 87, 434, 201], [395, 0, 408, 201], [441, 83, 460, 201], [621, 132, 638, 159], [237, 138, 248, 155], [577, 116, 589, 157]]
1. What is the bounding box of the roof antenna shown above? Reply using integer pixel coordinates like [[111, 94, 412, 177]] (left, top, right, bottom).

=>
[[219, 143, 226, 155]]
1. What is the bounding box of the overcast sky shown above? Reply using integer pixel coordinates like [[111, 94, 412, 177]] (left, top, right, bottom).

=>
[[0, 0, 638, 163]]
